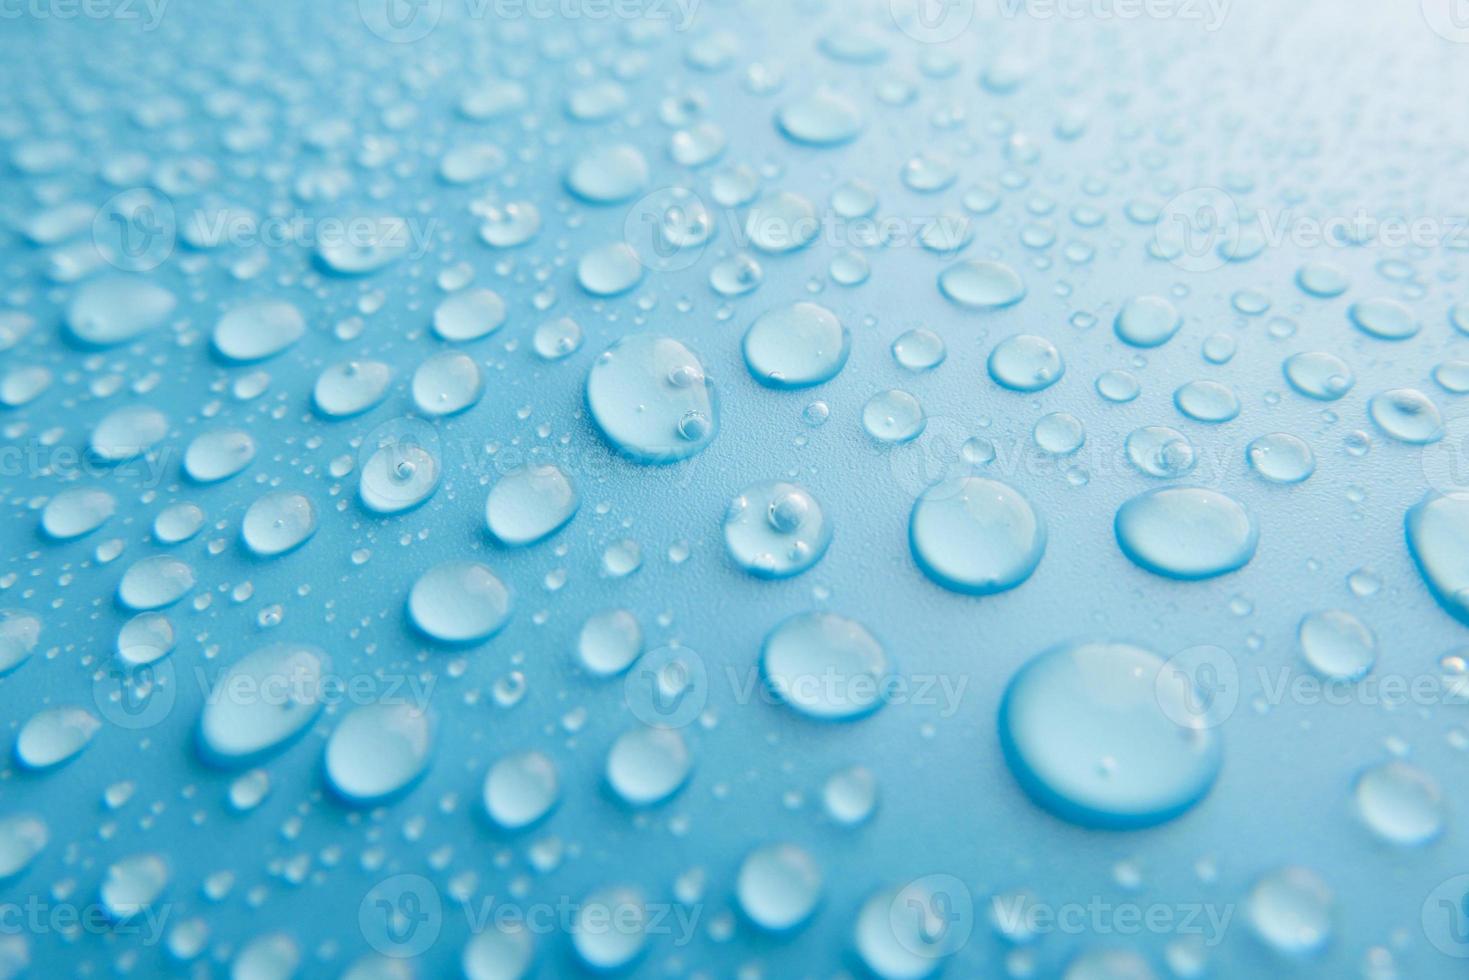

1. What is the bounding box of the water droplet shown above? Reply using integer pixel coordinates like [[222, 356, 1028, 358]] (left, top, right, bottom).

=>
[[988, 334, 1063, 391], [892, 329, 946, 372], [532, 317, 582, 360], [939, 259, 1026, 310], [483, 751, 559, 829], [1298, 610, 1375, 680], [1000, 641, 1221, 828], [1174, 380, 1240, 423], [198, 643, 327, 766], [1033, 412, 1085, 455], [41, 488, 115, 540], [862, 389, 925, 443], [777, 90, 863, 145], [578, 610, 643, 677], [586, 335, 718, 463], [0, 815, 46, 880], [485, 465, 578, 547], [1405, 492, 1469, 625], [761, 612, 889, 720], [65, 278, 176, 347], [1247, 433, 1315, 484], [325, 703, 433, 805], [1246, 867, 1332, 956], [184, 428, 256, 483], [433, 288, 506, 343], [408, 561, 512, 644], [462, 923, 534, 980], [1115, 295, 1182, 348], [413, 351, 483, 417], [724, 481, 832, 579], [1115, 487, 1257, 580], [360, 438, 441, 514], [823, 766, 877, 826], [118, 555, 195, 610], [90, 405, 168, 463], [1125, 426, 1196, 479], [212, 301, 305, 363], [566, 144, 649, 204], [15, 706, 100, 770], [710, 253, 763, 296], [314, 360, 392, 418], [606, 727, 691, 805], [742, 302, 850, 389], [1284, 352, 1353, 401], [117, 612, 175, 668], [1096, 370, 1140, 403], [1296, 261, 1350, 298], [316, 216, 411, 275], [572, 886, 647, 970], [1368, 388, 1442, 444], [1353, 761, 1443, 846], [745, 191, 819, 253], [241, 491, 317, 557], [577, 242, 644, 296], [737, 844, 822, 931], [100, 854, 168, 920], [1349, 298, 1419, 340], [910, 476, 1045, 595]]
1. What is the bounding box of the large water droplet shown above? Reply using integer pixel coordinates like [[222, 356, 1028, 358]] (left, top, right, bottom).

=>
[[576, 242, 644, 295], [777, 90, 863, 145], [1115, 488, 1257, 580], [0, 610, 40, 676], [761, 612, 889, 720], [1349, 298, 1419, 340], [988, 334, 1063, 392], [432, 288, 506, 343], [742, 302, 850, 389], [1246, 867, 1332, 956], [100, 853, 169, 921], [0, 815, 47, 880], [184, 428, 256, 483], [212, 300, 305, 363], [241, 491, 317, 557], [1298, 610, 1375, 680], [1368, 388, 1442, 444], [412, 351, 483, 417], [1247, 433, 1314, 484], [90, 405, 168, 463], [483, 751, 559, 830], [862, 389, 925, 443], [572, 886, 646, 970], [1000, 641, 1221, 828], [1283, 352, 1354, 401], [485, 464, 578, 547], [724, 481, 832, 579], [15, 705, 101, 770], [606, 727, 691, 805], [1114, 295, 1182, 347], [577, 609, 643, 677], [314, 361, 392, 418], [408, 561, 512, 644], [938, 259, 1026, 310], [1353, 760, 1443, 846], [41, 488, 115, 540], [910, 476, 1045, 595], [1125, 426, 1196, 479], [586, 335, 718, 463], [745, 191, 820, 253], [565, 143, 649, 204], [325, 703, 434, 805], [117, 555, 195, 610], [197, 643, 327, 766], [65, 277, 176, 347], [1405, 492, 1469, 625], [737, 843, 822, 931]]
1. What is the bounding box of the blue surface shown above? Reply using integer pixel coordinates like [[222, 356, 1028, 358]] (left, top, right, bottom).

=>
[[3, 0, 1469, 976]]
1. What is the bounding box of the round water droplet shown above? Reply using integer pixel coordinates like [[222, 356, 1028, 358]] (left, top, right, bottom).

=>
[[41, 488, 115, 540], [90, 405, 168, 463], [724, 480, 832, 579], [1115, 295, 1182, 348], [184, 428, 256, 483], [117, 612, 175, 668], [0, 610, 40, 676], [155, 502, 204, 544], [1174, 380, 1240, 423], [359, 439, 441, 515], [1096, 370, 1140, 403], [1000, 641, 1221, 828], [586, 335, 718, 463], [939, 259, 1026, 310], [118, 555, 195, 610], [1246, 867, 1332, 956], [1353, 761, 1443, 846], [15, 706, 100, 770], [232, 933, 301, 980], [1125, 426, 1196, 479], [1349, 298, 1419, 340], [412, 351, 483, 417], [484, 751, 559, 830], [463, 923, 534, 980], [1368, 388, 1442, 444], [1115, 487, 1257, 580], [910, 476, 1045, 595], [212, 301, 305, 363], [863, 389, 925, 443], [479, 202, 541, 248], [532, 317, 582, 360], [710, 253, 764, 296], [314, 361, 392, 418], [823, 766, 877, 826], [566, 144, 649, 204], [1034, 413, 1085, 455], [485, 465, 578, 547], [745, 192, 820, 253], [1298, 610, 1375, 680], [1284, 352, 1354, 401], [241, 492, 317, 557], [66, 278, 176, 347], [0, 366, 50, 407], [577, 242, 644, 296], [742, 302, 850, 389], [408, 561, 512, 644], [432, 288, 506, 343], [761, 612, 889, 720], [1295, 261, 1350, 298], [892, 329, 946, 372], [325, 703, 433, 805], [988, 334, 1063, 391], [573, 886, 646, 970], [1247, 433, 1315, 484], [578, 609, 643, 677], [100, 854, 168, 920], [777, 90, 863, 145], [606, 727, 691, 805], [0, 815, 47, 880], [316, 216, 411, 275], [737, 844, 822, 931], [1405, 492, 1469, 625], [198, 643, 327, 766]]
